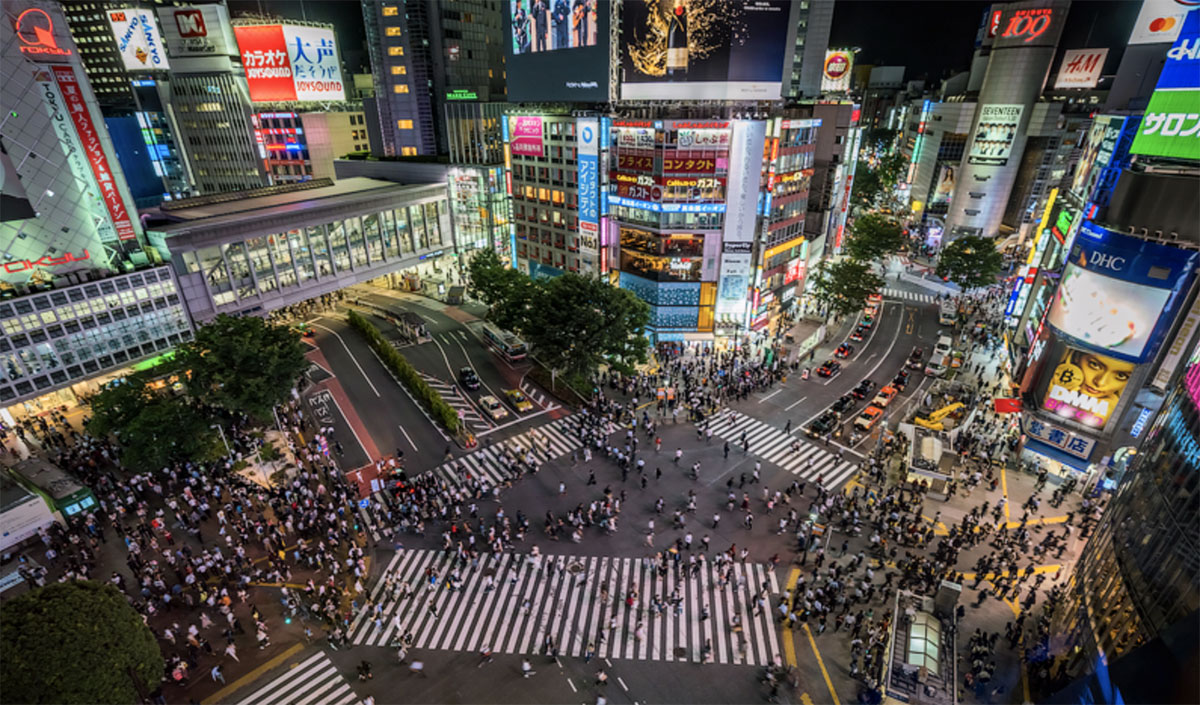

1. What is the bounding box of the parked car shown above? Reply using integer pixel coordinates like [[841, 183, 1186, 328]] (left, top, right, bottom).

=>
[[817, 360, 842, 378], [806, 412, 840, 439], [851, 379, 877, 400], [459, 366, 481, 391], [835, 343, 855, 359], [477, 395, 508, 421], [504, 388, 534, 413], [907, 347, 924, 369], [829, 394, 857, 419], [854, 406, 884, 432]]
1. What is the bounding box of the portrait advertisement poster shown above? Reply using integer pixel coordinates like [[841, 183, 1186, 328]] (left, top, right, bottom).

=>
[[968, 104, 1023, 166], [1040, 345, 1135, 430]]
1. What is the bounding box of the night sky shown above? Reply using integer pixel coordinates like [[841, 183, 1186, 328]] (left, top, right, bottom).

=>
[[829, 0, 1144, 83]]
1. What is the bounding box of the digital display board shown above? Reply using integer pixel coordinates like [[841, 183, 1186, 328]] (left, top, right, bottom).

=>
[[620, 0, 793, 100], [1130, 10, 1200, 161], [1041, 346, 1134, 430], [106, 9, 169, 71], [504, 0, 610, 101], [233, 24, 345, 102]]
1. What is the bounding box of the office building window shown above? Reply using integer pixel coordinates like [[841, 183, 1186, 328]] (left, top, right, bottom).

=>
[[401, 147, 417, 156], [386, 27, 402, 36], [390, 65, 406, 75], [388, 47, 404, 56], [382, 5, 399, 15], [397, 120, 414, 129], [394, 84, 409, 94]]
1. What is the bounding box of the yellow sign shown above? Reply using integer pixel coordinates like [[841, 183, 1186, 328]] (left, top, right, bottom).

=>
[[764, 236, 805, 260]]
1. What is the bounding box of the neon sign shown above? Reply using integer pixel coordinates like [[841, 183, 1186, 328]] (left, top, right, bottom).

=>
[[2, 250, 90, 274], [15, 8, 72, 58], [1000, 8, 1053, 43]]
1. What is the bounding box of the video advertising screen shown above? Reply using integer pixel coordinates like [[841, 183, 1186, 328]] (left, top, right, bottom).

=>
[[619, 0, 793, 100], [1045, 262, 1171, 360], [505, 0, 610, 102], [1040, 345, 1135, 430]]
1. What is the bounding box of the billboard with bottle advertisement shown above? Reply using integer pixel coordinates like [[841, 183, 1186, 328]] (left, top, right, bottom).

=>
[[620, 0, 794, 100], [233, 24, 345, 102], [1045, 222, 1199, 362], [504, 0, 609, 101]]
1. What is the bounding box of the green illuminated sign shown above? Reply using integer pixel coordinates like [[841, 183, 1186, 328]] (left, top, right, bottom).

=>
[[446, 89, 478, 101], [1129, 90, 1200, 161]]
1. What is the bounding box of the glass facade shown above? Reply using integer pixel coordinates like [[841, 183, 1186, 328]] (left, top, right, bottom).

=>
[[1052, 362, 1200, 686], [0, 267, 192, 405]]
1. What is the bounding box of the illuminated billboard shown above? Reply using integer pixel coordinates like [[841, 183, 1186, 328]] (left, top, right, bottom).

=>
[[106, 9, 169, 71], [968, 104, 1023, 166], [157, 4, 239, 74], [1041, 346, 1134, 430], [1127, 0, 1196, 44], [508, 116, 545, 157], [930, 165, 955, 206], [233, 24, 345, 102], [1130, 10, 1200, 161], [620, 0, 793, 100], [1045, 222, 1199, 361], [1070, 115, 1129, 203], [1053, 48, 1107, 89], [820, 49, 853, 93], [504, 0, 609, 101]]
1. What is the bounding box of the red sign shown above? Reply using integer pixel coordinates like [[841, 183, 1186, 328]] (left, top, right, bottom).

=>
[[663, 157, 716, 174], [987, 9, 1003, 38], [784, 258, 805, 285], [993, 398, 1022, 414], [1000, 8, 1053, 43], [670, 121, 729, 130], [15, 8, 72, 59], [234, 25, 296, 102], [2, 250, 90, 274], [174, 9, 207, 37], [823, 53, 850, 80], [613, 120, 656, 128], [617, 155, 654, 171], [51, 66, 137, 241]]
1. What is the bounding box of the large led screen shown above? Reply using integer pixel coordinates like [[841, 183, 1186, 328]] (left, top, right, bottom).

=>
[[1041, 346, 1134, 430], [1045, 262, 1171, 359], [504, 0, 610, 102], [620, 0, 793, 100]]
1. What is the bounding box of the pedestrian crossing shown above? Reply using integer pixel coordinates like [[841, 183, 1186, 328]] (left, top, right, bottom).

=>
[[882, 287, 936, 304], [349, 549, 784, 667], [703, 411, 859, 489], [235, 652, 360, 705], [417, 371, 491, 432]]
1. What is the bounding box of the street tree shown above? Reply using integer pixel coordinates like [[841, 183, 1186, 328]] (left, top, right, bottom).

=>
[[810, 259, 885, 319], [935, 235, 1006, 290], [176, 314, 307, 420], [845, 212, 905, 262], [467, 248, 537, 332], [524, 274, 650, 378], [1, 580, 163, 704], [87, 373, 225, 471], [851, 163, 883, 209]]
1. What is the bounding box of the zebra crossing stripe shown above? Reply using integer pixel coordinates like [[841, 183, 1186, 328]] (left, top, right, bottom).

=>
[[353, 550, 782, 666], [702, 411, 859, 490], [235, 652, 359, 705]]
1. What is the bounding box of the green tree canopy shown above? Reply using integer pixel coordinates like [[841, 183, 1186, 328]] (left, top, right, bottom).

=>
[[1, 581, 163, 704], [935, 235, 1006, 290], [811, 259, 885, 319], [467, 249, 537, 332], [88, 374, 225, 471], [845, 212, 906, 262], [176, 314, 306, 420], [851, 163, 883, 209], [524, 274, 650, 377]]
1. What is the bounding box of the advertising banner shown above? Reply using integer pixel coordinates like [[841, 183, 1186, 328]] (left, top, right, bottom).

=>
[[234, 24, 344, 102], [820, 49, 853, 93], [1071, 116, 1123, 200], [509, 117, 545, 157], [662, 157, 716, 173], [930, 165, 955, 206], [617, 154, 654, 171], [157, 5, 238, 72], [991, 2, 1068, 49], [107, 9, 169, 71], [1127, 0, 1196, 44], [722, 120, 766, 245], [1131, 12, 1200, 160], [716, 252, 751, 315], [49, 66, 137, 241], [968, 104, 1023, 166], [504, 0, 609, 101], [1053, 48, 1107, 89], [576, 118, 600, 246], [1046, 262, 1171, 359], [620, 0, 792, 100], [1041, 346, 1134, 430], [1023, 416, 1097, 459]]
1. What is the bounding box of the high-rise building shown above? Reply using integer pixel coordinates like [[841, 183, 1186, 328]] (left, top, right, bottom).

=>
[[794, 101, 861, 261], [253, 110, 371, 184], [362, 0, 506, 158], [784, 0, 835, 99]]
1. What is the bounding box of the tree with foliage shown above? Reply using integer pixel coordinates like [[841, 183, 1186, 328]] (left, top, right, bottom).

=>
[[845, 212, 905, 262], [524, 274, 650, 377], [87, 372, 225, 472], [875, 150, 907, 188], [810, 259, 885, 319], [176, 314, 306, 420], [861, 127, 898, 152], [466, 249, 537, 332], [935, 235, 1006, 290], [1, 581, 163, 704], [851, 163, 883, 209]]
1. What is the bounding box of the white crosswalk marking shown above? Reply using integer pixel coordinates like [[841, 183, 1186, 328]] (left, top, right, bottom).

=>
[[349, 549, 783, 666], [236, 652, 360, 705], [882, 287, 936, 304], [417, 372, 490, 432], [704, 411, 859, 489]]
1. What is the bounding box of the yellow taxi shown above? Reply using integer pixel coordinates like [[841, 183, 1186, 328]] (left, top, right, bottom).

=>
[[504, 388, 534, 413]]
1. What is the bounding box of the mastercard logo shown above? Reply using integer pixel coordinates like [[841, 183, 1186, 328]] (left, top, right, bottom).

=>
[[1147, 15, 1178, 32]]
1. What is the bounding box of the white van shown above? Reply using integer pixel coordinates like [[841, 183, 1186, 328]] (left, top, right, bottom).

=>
[[924, 355, 949, 377], [933, 335, 953, 358]]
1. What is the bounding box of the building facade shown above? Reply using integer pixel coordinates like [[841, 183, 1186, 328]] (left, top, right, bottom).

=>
[[784, 0, 835, 99], [254, 110, 371, 183]]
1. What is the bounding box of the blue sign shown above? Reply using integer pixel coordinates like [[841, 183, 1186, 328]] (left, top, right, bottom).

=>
[[1156, 11, 1200, 91], [608, 195, 727, 214], [577, 118, 599, 230], [1129, 406, 1154, 438], [1073, 222, 1199, 289], [359, 498, 370, 509]]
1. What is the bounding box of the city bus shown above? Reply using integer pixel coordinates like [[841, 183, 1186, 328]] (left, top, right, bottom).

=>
[[7, 458, 96, 521], [938, 299, 958, 326], [481, 323, 528, 361]]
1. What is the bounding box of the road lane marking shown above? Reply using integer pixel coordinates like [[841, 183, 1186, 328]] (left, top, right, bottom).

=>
[[784, 396, 808, 412], [758, 389, 783, 403], [398, 424, 418, 451], [312, 321, 380, 397], [803, 623, 841, 705]]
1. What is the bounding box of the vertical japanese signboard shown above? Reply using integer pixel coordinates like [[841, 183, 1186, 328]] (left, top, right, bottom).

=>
[[576, 118, 599, 253], [49, 66, 137, 241]]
